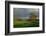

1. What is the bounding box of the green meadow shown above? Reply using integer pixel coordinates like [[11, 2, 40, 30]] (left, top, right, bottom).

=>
[[13, 18, 39, 28]]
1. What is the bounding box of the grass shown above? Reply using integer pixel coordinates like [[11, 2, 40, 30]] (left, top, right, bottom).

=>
[[13, 18, 39, 28]]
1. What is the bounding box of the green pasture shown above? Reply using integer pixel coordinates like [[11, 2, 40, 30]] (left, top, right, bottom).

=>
[[13, 18, 39, 28]]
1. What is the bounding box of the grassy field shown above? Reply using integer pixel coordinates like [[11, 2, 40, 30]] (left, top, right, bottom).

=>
[[13, 18, 39, 28]]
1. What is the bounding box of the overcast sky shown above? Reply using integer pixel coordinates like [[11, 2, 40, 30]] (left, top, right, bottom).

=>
[[13, 8, 39, 17]]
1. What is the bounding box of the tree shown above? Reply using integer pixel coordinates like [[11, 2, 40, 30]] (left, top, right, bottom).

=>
[[29, 12, 37, 22]]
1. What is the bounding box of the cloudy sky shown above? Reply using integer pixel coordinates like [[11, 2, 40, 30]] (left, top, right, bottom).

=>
[[13, 8, 39, 17]]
